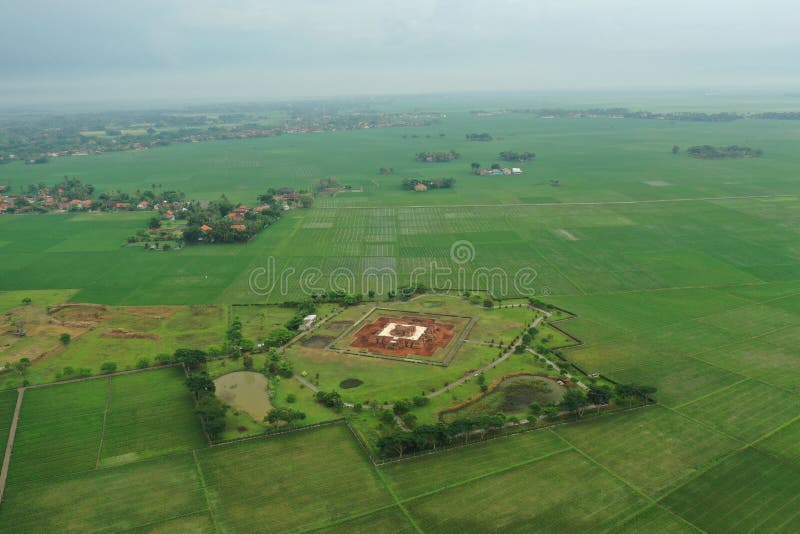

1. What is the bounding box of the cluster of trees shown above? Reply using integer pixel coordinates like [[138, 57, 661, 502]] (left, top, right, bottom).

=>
[[181, 195, 282, 245], [377, 414, 510, 458], [175, 348, 229, 440], [400, 178, 455, 190], [376, 380, 655, 458], [498, 151, 535, 162], [265, 407, 306, 425], [262, 348, 293, 378], [312, 177, 349, 194], [315, 390, 344, 411], [309, 291, 365, 306], [415, 150, 460, 162], [686, 145, 763, 159], [465, 133, 493, 141]]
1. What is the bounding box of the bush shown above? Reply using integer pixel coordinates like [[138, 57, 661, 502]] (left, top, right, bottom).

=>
[[135, 358, 151, 369], [412, 395, 430, 407], [100, 361, 118, 374], [380, 409, 396, 423], [286, 393, 297, 403], [59, 333, 71, 345]]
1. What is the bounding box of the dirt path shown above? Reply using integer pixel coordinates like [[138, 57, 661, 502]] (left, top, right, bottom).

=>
[[295, 374, 320, 393], [317, 194, 794, 210], [426, 314, 545, 398], [0, 388, 24, 504]]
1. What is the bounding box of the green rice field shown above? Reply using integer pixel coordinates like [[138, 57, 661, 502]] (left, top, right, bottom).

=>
[[1, 105, 799, 531]]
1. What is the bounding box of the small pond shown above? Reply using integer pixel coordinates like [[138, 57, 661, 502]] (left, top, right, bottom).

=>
[[214, 371, 272, 421], [444, 374, 566, 420]]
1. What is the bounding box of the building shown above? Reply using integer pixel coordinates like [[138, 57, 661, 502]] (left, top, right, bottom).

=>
[[230, 224, 247, 231], [200, 224, 213, 232], [512, 168, 523, 174], [300, 314, 317, 330], [414, 183, 428, 192]]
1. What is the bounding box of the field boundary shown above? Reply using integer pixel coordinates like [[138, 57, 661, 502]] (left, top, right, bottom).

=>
[[209, 418, 347, 448]]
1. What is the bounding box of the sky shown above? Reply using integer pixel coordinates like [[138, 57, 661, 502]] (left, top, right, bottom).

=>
[[1, 0, 798, 108]]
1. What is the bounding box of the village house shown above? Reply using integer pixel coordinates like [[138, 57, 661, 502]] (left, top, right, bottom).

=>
[[414, 183, 428, 192], [230, 224, 247, 231], [200, 224, 213, 232], [137, 200, 150, 209]]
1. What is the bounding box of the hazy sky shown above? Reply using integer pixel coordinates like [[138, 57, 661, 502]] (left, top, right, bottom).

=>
[[1, 0, 798, 107]]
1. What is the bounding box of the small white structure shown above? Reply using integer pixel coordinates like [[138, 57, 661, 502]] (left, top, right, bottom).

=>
[[377, 322, 427, 341], [300, 314, 317, 330], [512, 168, 523, 174]]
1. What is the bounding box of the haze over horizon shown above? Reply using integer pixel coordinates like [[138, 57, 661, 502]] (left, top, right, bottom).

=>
[[2, 0, 799, 108]]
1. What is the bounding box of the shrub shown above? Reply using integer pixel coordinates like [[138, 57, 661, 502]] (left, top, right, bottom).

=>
[[100, 361, 118, 374], [135, 358, 151, 369], [286, 393, 297, 403]]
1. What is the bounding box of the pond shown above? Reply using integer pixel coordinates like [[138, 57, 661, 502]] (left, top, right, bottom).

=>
[[214, 371, 272, 421], [443, 374, 566, 420]]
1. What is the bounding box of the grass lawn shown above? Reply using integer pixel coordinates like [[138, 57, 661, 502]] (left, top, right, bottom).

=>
[[198, 423, 395, 532]]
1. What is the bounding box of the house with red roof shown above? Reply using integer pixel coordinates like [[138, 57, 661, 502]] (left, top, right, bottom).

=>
[[231, 224, 247, 231]]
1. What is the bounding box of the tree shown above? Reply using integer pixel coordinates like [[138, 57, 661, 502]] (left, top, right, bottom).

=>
[[174, 348, 208, 370], [560, 388, 590, 416], [226, 317, 243, 351], [186, 373, 215, 398], [470, 162, 481, 174], [148, 217, 161, 229], [242, 355, 254, 369], [13, 358, 31, 377], [587, 384, 613, 406], [196, 396, 228, 439], [21, 297, 31, 305], [529, 402, 542, 418], [315, 390, 344, 411], [135, 357, 151, 369], [59, 333, 71, 345], [672, 145, 680, 154], [393, 399, 413, 415], [100, 361, 118, 374]]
